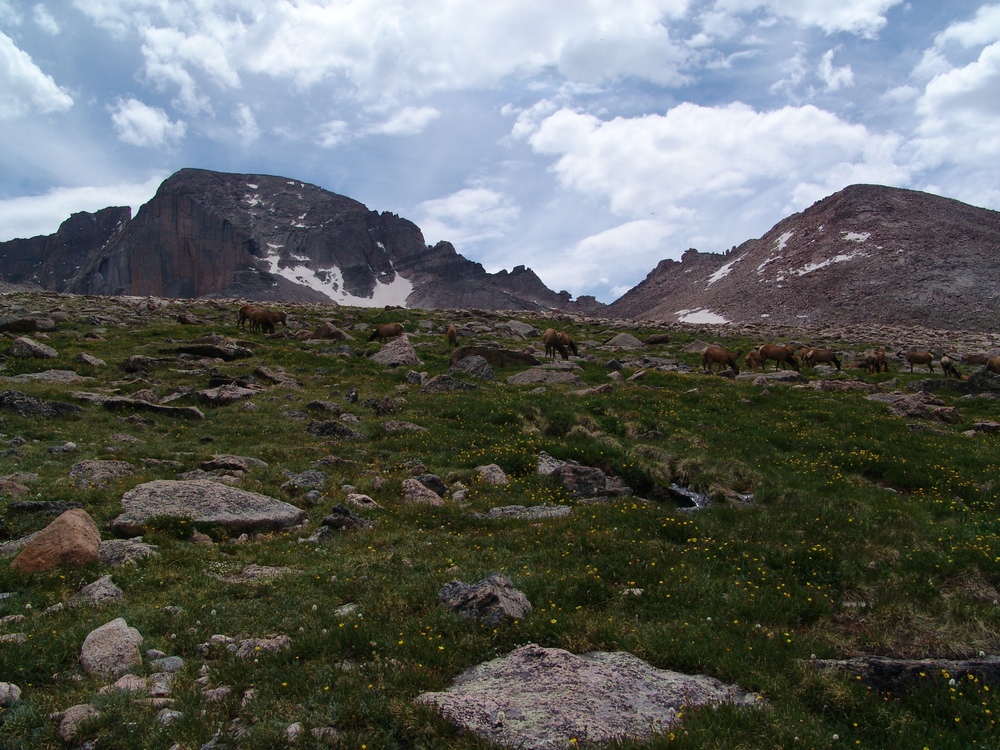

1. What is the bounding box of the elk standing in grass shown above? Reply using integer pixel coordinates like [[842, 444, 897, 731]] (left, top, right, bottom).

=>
[[702, 346, 742, 376], [368, 322, 404, 342]]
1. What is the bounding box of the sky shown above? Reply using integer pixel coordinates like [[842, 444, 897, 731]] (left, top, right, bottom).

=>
[[1, 1, 998, 303]]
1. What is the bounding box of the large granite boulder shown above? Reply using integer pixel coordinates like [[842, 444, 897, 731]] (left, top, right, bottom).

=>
[[370, 334, 420, 367], [110, 480, 307, 536], [417, 643, 760, 750], [80, 618, 143, 676], [9, 509, 101, 573]]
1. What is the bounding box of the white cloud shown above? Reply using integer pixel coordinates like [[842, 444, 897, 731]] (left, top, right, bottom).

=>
[[109, 97, 186, 147], [416, 187, 520, 246], [0, 31, 73, 118], [0, 174, 166, 241], [234, 103, 259, 145], [367, 106, 440, 136], [713, 0, 902, 38], [317, 119, 349, 148], [33, 4, 60, 34], [818, 48, 853, 91]]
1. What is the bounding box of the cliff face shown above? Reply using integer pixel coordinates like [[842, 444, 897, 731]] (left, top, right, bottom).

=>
[[606, 184, 1000, 332], [0, 207, 131, 291], [1, 168, 575, 311]]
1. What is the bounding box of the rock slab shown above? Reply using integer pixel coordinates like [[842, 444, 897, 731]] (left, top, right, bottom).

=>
[[417, 643, 759, 750], [9, 509, 101, 573]]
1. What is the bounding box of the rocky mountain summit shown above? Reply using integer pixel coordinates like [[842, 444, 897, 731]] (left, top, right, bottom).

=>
[[0, 169, 575, 311], [607, 184, 1000, 332]]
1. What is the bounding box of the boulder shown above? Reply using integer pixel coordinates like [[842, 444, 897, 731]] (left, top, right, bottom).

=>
[[56, 704, 100, 744], [438, 573, 532, 625], [604, 333, 644, 349], [0, 317, 55, 333], [420, 374, 479, 393], [507, 369, 587, 387], [0, 389, 82, 418], [0, 682, 21, 706], [69, 459, 136, 489], [110, 480, 307, 537], [476, 464, 508, 486], [483, 504, 572, 521], [9, 336, 58, 359], [402, 478, 445, 506], [67, 575, 124, 607], [80, 618, 143, 676], [450, 346, 540, 368], [99, 538, 159, 566], [9, 509, 100, 573], [449, 354, 495, 381], [416, 643, 760, 750], [503, 320, 538, 338], [370, 334, 420, 367], [309, 322, 353, 340]]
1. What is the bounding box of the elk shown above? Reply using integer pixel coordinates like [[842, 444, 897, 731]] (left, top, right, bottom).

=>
[[940, 355, 961, 378], [701, 346, 742, 376], [757, 344, 800, 372], [237, 304, 259, 329], [986, 356, 1000, 375], [862, 348, 889, 374], [542, 328, 571, 359], [899, 350, 934, 373], [744, 350, 765, 370], [446, 325, 458, 347], [368, 322, 404, 342], [803, 348, 841, 371]]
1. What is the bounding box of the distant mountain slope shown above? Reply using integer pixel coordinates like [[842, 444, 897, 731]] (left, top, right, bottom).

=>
[[0, 168, 575, 311], [607, 184, 1000, 332]]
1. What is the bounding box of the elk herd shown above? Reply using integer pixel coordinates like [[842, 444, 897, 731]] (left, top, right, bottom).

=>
[[235, 302, 1000, 379]]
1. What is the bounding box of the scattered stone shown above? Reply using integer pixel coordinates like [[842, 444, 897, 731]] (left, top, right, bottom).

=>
[[99, 538, 159, 566], [76, 352, 106, 367], [70, 391, 205, 420], [200, 454, 268, 473], [370, 334, 420, 367], [416, 474, 448, 496], [476, 464, 508, 486], [120, 354, 161, 373], [10, 509, 101, 573], [810, 655, 1000, 691], [100, 674, 148, 695], [643, 334, 671, 346], [282, 470, 327, 490], [80, 618, 143, 676], [507, 369, 587, 387], [0, 682, 21, 706], [216, 565, 294, 583], [344, 493, 381, 509], [233, 635, 291, 659], [0, 389, 82, 418], [320, 504, 373, 531], [416, 643, 760, 750], [67, 575, 124, 607], [482, 505, 572, 521], [161, 343, 254, 361], [68, 459, 136, 489], [156, 708, 183, 724], [56, 704, 100, 744], [0, 479, 29, 497], [151, 656, 185, 673], [604, 332, 644, 349], [503, 320, 537, 338], [438, 573, 532, 625], [0, 317, 55, 333], [198, 383, 266, 405], [382, 419, 428, 433], [420, 374, 479, 393], [305, 399, 343, 415], [111, 480, 307, 537], [402, 478, 445, 506], [307, 420, 365, 440], [450, 346, 540, 368], [449, 354, 496, 381], [308, 322, 353, 340], [254, 365, 302, 388], [572, 384, 613, 395], [9, 336, 58, 359], [867, 391, 962, 423]]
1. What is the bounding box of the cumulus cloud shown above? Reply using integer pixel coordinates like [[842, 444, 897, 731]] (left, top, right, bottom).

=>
[[367, 106, 440, 136], [818, 49, 853, 91], [0, 31, 73, 118], [33, 4, 60, 34], [109, 97, 186, 147], [714, 0, 902, 38], [415, 187, 520, 246], [234, 103, 259, 145], [0, 173, 166, 241]]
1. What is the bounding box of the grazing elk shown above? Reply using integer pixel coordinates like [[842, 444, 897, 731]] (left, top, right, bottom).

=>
[[862, 348, 889, 374], [446, 325, 458, 347], [701, 346, 742, 376], [899, 350, 934, 373], [368, 322, 404, 342], [744, 350, 766, 370], [237, 304, 259, 329], [542, 328, 571, 359], [940, 355, 961, 378], [986, 356, 1000, 375], [757, 344, 800, 372], [803, 348, 842, 372], [248, 308, 276, 334], [557, 331, 579, 357]]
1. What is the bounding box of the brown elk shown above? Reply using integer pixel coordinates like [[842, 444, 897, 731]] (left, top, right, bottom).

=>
[[986, 356, 1000, 375], [237, 304, 259, 329], [701, 346, 742, 376], [368, 322, 404, 342], [542, 328, 571, 359], [446, 325, 458, 347], [557, 331, 579, 357], [899, 350, 934, 373], [862, 348, 889, 374], [744, 350, 765, 370], [248, 308, 276, 334], [940, 355, 961, 378], [803, 348, 841, 371], [757, 344, 800, 372]]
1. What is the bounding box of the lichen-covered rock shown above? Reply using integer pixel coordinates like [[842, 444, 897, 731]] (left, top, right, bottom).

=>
[[417, 644, 760, 750], [9, 336, 58, 358], [9, 509, 100, 573], [438, 574, 531, 625], [371, 334, 420, 367], [80, 618, 143, 676]]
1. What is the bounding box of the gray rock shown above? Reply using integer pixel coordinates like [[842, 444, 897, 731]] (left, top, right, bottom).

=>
[[320, 504, 373, 531], [9, 336, 58, 359], [507, 369, 587, 387], [604, 333, 644, 349], [420, 374, 479, 393], [449, 354, 495, 381], [281, 470, 327, 490], [402, 478, 444, 506], [558, 464, 632, 499], [415, 473, 448, 496], [234, 635, 291, 659], [76, 352, 107, 366], [503, 320, 538, 338], [306, 420, 365, 440], [80, 617, 143, 676], [483, 505, 572, 521], [198, 383, 265, 404], [476, 464, 508, 486], [0, 389, 82, 418], [69, 459, 136, 489], [0, 682, 21, 706], [416, 643, 760, 750], [68, 575, 124, 608], [200, 454, 268, 472], [56, 704, 100, 744], [150, 656, 185, 673], [370, 334, 420, 367], [110, 480, 307, 537], [438, 573, 532, 625], [0, 317, 55, 333], [99, 538, 159, 566]]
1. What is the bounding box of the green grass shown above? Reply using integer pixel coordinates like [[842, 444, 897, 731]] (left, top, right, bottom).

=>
[[1, 292, 998, 748]]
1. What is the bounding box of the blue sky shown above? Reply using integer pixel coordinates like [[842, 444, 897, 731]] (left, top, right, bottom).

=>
[[1, 1, 997, 303]]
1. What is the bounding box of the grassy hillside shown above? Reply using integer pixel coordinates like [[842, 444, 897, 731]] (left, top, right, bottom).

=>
[[1, 293, 998, 749]]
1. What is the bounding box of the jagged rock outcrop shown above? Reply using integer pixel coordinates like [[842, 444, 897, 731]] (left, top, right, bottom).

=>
[[0, 168, 577, 311], [607, 184, 1000, 332]]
